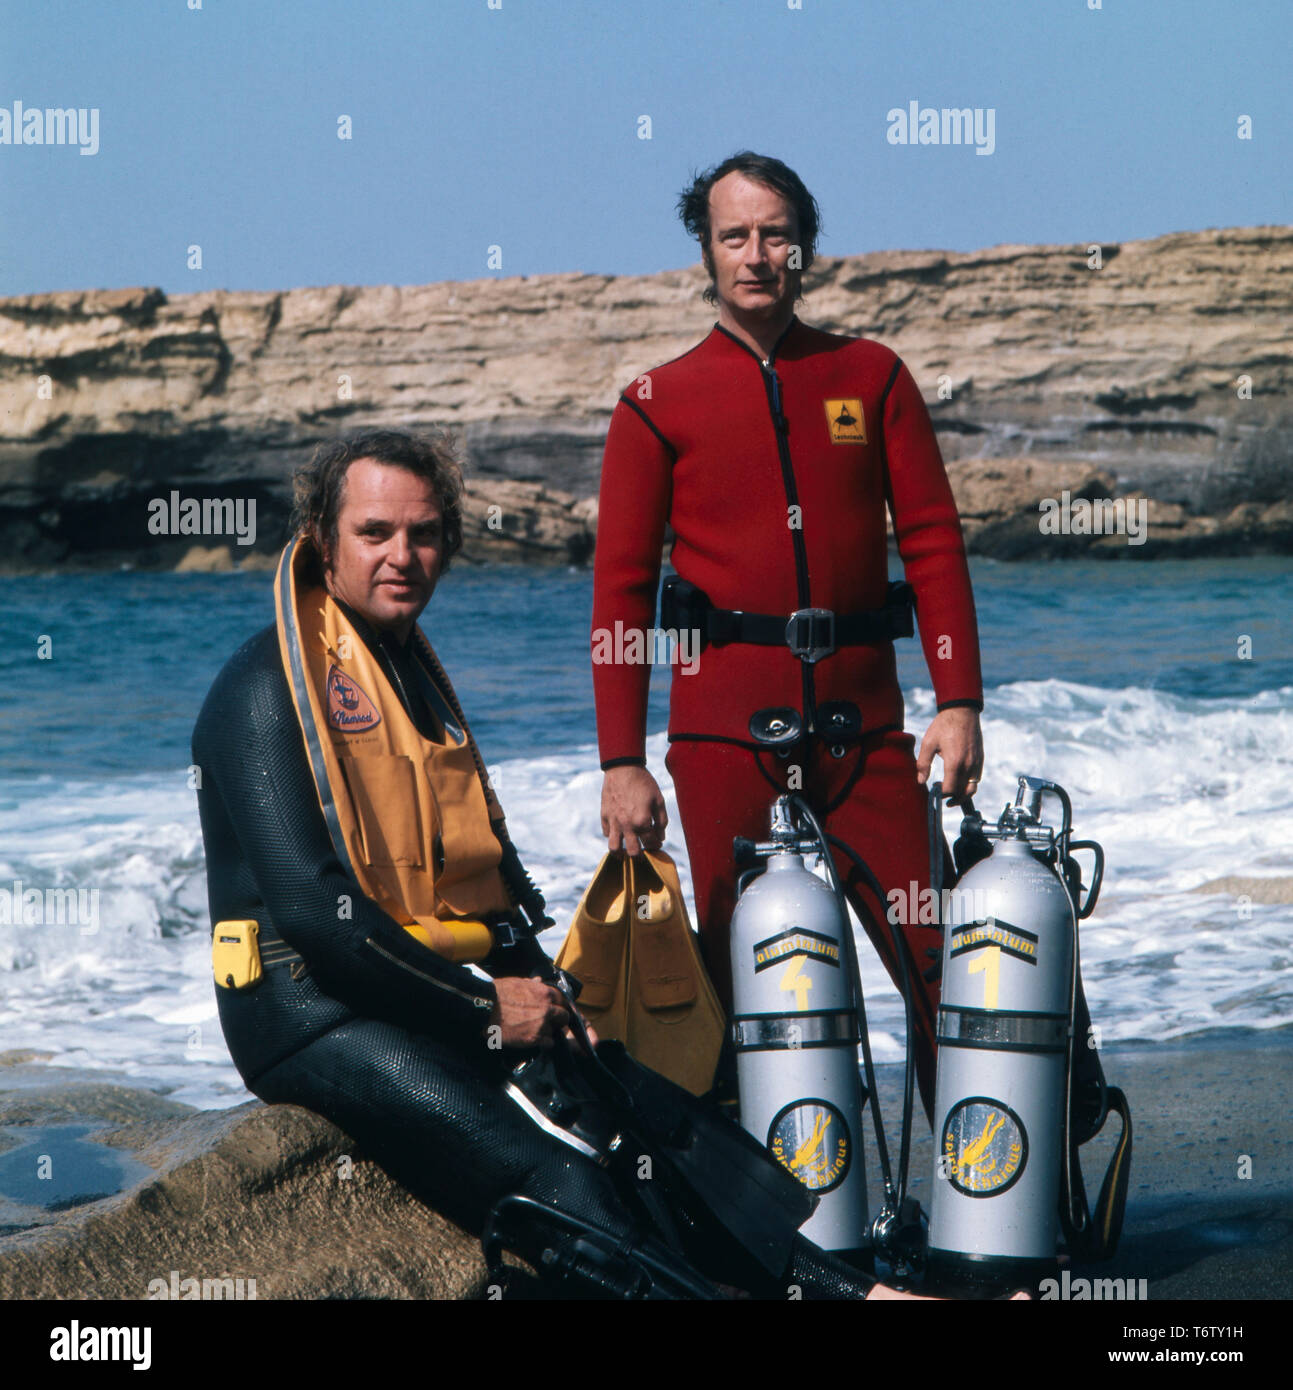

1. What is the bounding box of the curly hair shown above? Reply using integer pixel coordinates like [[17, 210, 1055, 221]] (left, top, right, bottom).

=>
[[290, 428, 465, 575], [677, 151, 822, 306]]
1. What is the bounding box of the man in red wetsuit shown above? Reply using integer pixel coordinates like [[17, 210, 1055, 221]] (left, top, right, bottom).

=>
[[592, 152, 984, 1114]]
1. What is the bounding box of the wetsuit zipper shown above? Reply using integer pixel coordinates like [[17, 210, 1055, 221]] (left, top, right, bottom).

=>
[[761, 354, 820, 736], [364, 935, 495, 1009], [758, 355, 812, 613], [716, 320, 820, 735]]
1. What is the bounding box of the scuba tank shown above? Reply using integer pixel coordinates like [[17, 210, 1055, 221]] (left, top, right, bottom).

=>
[[926, 775, 1110, 1288], [728, 799, 870, 1254]]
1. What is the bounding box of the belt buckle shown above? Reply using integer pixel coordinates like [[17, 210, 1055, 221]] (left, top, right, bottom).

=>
[[785, 608, 835, 663]]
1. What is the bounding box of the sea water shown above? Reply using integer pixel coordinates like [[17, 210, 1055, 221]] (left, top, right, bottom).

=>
[[1, 557, 1289, 1109]]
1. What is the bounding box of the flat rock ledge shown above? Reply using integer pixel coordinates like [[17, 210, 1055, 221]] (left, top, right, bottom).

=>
[[951, 458, 1293, 559], [0, 1079, 487, 1300], [145, 458, 1293, 577]]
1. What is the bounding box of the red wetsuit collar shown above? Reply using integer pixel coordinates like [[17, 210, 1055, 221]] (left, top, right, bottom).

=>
[[711, 315, 801, 366]]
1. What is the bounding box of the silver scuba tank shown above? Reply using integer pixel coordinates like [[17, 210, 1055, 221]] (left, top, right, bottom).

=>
[[729, 799, 869, 1253], [926, 775, 1101, 1287]]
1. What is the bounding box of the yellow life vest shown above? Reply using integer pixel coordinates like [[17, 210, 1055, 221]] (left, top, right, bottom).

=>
[[274, 536, 513, 963]]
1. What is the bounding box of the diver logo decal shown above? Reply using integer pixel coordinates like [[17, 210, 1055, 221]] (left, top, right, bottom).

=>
[[824, 398, 866, 444], [768, 1099, 851, 1194], [941, 1097, 1027, 1198], [326, 664, 381, 731], [753, 926, 840, 972], [950, 919, 1038, 966]]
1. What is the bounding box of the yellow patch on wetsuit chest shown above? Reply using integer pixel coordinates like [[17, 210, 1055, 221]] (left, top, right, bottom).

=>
[[823, 398, 866, 445]]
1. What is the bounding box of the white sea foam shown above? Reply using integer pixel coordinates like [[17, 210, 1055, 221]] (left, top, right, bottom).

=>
[[1, 680, 1289, 1108]]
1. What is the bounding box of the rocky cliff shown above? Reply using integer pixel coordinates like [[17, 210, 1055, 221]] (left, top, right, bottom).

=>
[[1, 225, 1289, 571]]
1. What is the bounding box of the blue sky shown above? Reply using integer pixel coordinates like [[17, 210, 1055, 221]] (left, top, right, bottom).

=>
[[1, 0, 1289, 295]]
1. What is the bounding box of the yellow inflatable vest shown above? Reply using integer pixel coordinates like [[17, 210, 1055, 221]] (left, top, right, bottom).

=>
[[274, 535, 513, 962]]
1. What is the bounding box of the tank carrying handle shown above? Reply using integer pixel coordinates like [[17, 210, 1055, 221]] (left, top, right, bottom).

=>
[[1068, 840, 1105, 919]]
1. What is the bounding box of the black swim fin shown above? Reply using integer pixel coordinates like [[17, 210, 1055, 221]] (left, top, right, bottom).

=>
[[482, 1195, 723, 1300], [592, 1041, 815, 1280]]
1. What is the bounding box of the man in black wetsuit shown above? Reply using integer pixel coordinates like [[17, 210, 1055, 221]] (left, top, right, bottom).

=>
[[192, 428, 930, 1300]]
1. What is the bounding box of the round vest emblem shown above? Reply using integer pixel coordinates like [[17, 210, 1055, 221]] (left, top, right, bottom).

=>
[[767, 1098, 851, 1194], [941, 1097, 1028, 1197], [326, 664, 381, 731]]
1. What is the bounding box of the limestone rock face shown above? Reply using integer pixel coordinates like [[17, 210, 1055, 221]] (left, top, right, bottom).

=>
[[1, 226, 1288, 570], [460, 478, 596, 565]]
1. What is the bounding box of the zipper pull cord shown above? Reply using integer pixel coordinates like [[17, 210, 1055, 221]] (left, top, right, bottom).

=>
[[764, 363, 789, 435]]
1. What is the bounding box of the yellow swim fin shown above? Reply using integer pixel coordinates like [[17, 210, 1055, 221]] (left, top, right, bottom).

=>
[[624, 850, 725, 1096], [554, 853, 630, 1041]]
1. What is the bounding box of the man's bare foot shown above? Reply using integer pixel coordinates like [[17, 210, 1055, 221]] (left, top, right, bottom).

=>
[[865, 1283, 940, 1300], [865, 1284, 1032, 1300]]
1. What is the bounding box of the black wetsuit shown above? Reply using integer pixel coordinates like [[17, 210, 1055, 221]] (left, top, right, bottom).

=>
[[192, 617, 874, 1298]]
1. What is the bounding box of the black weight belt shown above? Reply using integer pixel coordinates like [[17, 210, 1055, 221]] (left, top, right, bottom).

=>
[[660, 575, 914, 664]]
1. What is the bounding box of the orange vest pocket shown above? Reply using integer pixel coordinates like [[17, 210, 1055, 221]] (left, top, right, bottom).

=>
[[339, 753, 425, 868], [421, 747, 505, 917]]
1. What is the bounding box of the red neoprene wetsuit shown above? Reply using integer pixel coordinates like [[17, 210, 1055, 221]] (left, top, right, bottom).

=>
[[591, 317, 984, 1113]]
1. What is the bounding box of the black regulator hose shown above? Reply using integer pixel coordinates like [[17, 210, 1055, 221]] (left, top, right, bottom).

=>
[[928, 780, 946, 908], [786, 794, 914, 1223], [824, 830, 919, 1215]]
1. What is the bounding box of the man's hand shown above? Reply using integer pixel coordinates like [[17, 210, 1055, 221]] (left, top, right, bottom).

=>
[[489, 976, 570, 1049], [601, 765, 668, 856], [916, 706, 984, 804]]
